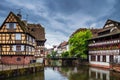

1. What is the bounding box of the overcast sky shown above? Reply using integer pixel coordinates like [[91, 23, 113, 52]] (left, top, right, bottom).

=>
[[0, 0, 120, 48]]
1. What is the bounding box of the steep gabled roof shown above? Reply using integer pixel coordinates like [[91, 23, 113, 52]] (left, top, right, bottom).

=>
[[103, 19, 120, 29], [0, 11, 28, 32], [90, 19, 120, 39], [0, 11, 46, 41], [70, 28, 101, 38], [58, 41, 68, 48], [27, 23, 46, 41], [97, 19, 120, 34]]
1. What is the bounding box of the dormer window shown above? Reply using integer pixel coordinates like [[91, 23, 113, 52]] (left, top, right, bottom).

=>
[[6, 23, 16, 29]]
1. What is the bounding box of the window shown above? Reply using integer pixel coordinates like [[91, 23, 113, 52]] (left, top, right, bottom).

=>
[[97, 55, 100, 62], [41, 50, 43, 54], [21, 45, 24, 51], [91, 55, 96, 61], [16, 45, 21, 51], [110, 55, 113, 63], [33, 38, 35, 43], [26, 46, 29, 51], [13, 45, 24, 51], [103, 55, 106, 62], [16, 34, 21, 40], [0, 46, 1, 52], [13, 45, 16, 51], [6, 23, 16, 29], [29, 47, 32, 51]]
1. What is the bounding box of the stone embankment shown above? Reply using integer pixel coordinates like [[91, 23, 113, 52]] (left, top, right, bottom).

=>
[[0, 63, 44, 79]]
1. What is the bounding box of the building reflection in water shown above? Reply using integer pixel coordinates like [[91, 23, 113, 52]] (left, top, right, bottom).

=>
[[6, 71, 44, 80], [89, 67, 110, 80]]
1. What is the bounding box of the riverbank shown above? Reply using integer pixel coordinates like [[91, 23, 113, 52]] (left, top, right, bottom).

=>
[[0, 63, 44, 79]]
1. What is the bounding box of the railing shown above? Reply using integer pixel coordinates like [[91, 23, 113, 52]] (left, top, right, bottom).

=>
[[89, 49, 119, 54], [0, 40, 36, 47], [89, 39, 120, 46], [0, 51, 34, 55]]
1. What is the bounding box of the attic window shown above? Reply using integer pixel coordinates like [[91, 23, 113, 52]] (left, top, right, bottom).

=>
[[6, 23, 16, 29]]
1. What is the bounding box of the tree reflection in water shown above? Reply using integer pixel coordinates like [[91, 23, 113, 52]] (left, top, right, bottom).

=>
[[5, 66, 120, 80]]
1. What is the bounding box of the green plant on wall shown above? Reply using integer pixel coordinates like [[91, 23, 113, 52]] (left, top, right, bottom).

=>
[[69, 30, 92, 59]]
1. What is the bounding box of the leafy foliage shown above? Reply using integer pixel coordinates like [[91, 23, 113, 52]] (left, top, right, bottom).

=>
[[61, 51, 69, 58], [69, 30, 92, 58], [46, 54, 51, 58], [51, 50, 57, 58]]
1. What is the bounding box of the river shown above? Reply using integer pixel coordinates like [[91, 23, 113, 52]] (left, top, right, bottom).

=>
[[5, 66, 120, 80]]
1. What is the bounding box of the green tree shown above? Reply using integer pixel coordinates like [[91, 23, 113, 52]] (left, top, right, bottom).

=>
[[69, 30, 92, 58], [51, 50, 57, 58], [61, 51, 69, 58], [46, 54, 51, 58]]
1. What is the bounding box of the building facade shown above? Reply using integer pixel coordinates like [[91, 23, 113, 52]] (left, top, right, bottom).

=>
[[27, 24, 46, 58], [57, 41, 69, 54], [88, 19, 120, 68], [0, 12, 45, 64]]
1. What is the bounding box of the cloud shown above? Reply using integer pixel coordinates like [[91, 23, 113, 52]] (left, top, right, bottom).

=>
[[0, 0, 119, 48]]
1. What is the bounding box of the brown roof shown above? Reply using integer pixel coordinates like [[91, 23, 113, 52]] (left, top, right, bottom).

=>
[[89, 19, 120, 40], [0, 12, 29, 32], [0, 11, 46, 41], [70, 28, 101, 38], [58, 41, 68, 48], [27, 24, 46, 41], [103, 19, 120, 29]]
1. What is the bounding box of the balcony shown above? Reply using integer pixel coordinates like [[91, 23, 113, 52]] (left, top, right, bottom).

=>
[[89, 39, 120, 46], [89, 49, 119, 54]]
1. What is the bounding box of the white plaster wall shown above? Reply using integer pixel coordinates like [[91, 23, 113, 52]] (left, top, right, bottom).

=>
[[89, 61, 110, 66], [96, 55, 97, 61], [100, 55, 102, 62], [89, 55, 110, 66], [89, 55, 91, 62], [106, 55, 109, 63]]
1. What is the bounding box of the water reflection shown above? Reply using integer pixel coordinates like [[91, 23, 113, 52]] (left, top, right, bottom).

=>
[[6, 71, 44, 80], [89, 67, 110, 80], [45, 67, 68, 80], [4, 66, 120, 80]]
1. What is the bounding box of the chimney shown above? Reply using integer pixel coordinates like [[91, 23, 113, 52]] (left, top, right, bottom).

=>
[[17, 13, 22, 19]]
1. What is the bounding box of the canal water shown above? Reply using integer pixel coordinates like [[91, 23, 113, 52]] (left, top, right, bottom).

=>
[[6, 66, 120, 80]]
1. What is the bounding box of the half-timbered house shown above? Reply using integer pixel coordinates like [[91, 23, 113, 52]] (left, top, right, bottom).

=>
[[0, 12, 45, 64], [88, 19, 120, 68]]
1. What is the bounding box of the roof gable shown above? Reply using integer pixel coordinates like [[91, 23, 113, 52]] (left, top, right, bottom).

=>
[[103, 19, 120, 29], [0, 12, 28, 32]]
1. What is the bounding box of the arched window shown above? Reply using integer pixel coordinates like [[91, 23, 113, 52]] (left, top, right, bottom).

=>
[[17, 57, 21, 61]]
